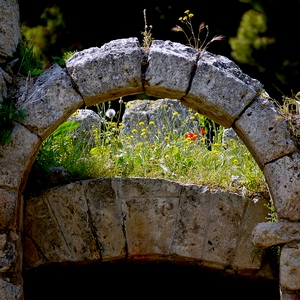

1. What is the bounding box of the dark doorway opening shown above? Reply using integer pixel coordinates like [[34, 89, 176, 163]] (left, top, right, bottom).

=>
[[23, 260, 280, 300]]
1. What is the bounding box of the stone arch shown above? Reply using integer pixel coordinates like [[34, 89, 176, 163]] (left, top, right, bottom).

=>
[[1, 37, 300, 298]]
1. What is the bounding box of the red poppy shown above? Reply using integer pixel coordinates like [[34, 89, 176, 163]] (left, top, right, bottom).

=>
[[200, 127, 206, 135], [185, 132, 199, 140]]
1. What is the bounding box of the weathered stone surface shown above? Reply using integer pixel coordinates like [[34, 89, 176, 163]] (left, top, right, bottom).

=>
[[0, 68, 8, 103], [0, 189, 18, 230], [202, 190, 248, 267], [144, 40, 198, 99], [0, 0, 20, 60], [171, 184, 211, 260], [0, 123, 40, 191], [0, 278, 22, 300], [67, 108, 101, 148], [122, 195, 179, 257], [252, 222, 300, 248], [24, 178, 271, 274], [0, 233, 16, 273], [84, 178, 126, 260], [66, 38, 143, 106], [232, 196, 269, 270], [182, 51, 263, 127], [234, 96, 296, 169], [18, 64, 84, 141], [36, 182, 101, 261], [24, 191, 74, 267], [280, 244, 300, 290], [263, 152, 300, 221], [121, 98, 202, 139]]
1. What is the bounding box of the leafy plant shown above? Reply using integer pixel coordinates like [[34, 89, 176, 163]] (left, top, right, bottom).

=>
[[52, 50, 78, 67], [141, 9, 153, 49], [172, 10, 224, 52], [16, 36, 44, 76], [0, 99, 25, 145]]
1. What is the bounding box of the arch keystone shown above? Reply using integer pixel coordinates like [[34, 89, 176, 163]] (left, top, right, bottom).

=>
[[144, 40, 199, 99], [66, 38, 143, 106]]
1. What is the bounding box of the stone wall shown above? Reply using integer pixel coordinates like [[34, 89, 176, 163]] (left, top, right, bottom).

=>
[[1, 1, 300, 299]]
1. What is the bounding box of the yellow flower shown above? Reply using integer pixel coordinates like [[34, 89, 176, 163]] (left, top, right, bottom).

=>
[[173, 111, 179, 116], [139, 121, 145, 126], [232, 159, 238, 164], [131, 129, 137, 134], [165, 155, 170, 159], [141, 128, 147, 132], [165, 136, 171, 142], [183, 16, 187, 21], [188, 13, 194, 18], [179, 17, 183, 21], [137, 142, 143, 147], [184, 10, 190, 14], [190, 116, 195, 120], [149, 121, 155, 125]]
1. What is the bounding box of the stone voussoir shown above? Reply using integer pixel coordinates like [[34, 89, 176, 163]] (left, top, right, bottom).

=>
[[252, 221, 300, 248], [0, 189, 18, 231], [280, 243, 300, 291], [18, 64, 84, 141], [144, 39, 199, 99], [182, 51, 263, 128], [66, 37, 143, 106], [234, 95, 297, 169], [0, 123, 40, 191], [263, 151, 300, 221]]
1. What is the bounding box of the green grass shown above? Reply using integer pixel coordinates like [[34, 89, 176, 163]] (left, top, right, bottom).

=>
[[27, 99, 267, 196]]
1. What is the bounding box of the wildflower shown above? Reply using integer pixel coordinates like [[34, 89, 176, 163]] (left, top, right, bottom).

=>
[[190, 116, 195, 120], [106, 108, 116, 119], [200, 127, 206, 135], [185, 132, 199, 140], [119, 97, 123, 104], [173, 111, 179, 116], [184, 10, 190, 14], [149, 121, 155, 125], [188, 13, 194, 18], [165, 155, 170, 159], [131, 129, 137, 134], [137, 142, 143, 147], [165, 136, 171, 142], [139, 121, 145, 126]]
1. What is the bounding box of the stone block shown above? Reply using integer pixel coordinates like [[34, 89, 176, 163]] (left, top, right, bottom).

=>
[[234, 96, 296, 169], [280, 244, 300, 290], [171, 184, 211, 259], [202, 190, 248, 267], [24, 191, 73, 266], [83, 178, 126, 260], [120, 186, 180, 256], [252, 222, 300, 248], [0, 123, 40, 191], [183, 51, 263, 127], [232, 196, 269, 270], [38, 182, 101, 261], [19, 64, 84, 141], [0, 278, 22, 300], [66, 38, 143, 106], [0, 0, 20, 59], [263, 151, 300, 221], [144, 40, 199, 99], [114, 177, 182, 198], [0, 189, 18, 230]]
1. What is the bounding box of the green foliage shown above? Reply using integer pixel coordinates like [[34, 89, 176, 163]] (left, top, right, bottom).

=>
[[172, 10, 224, 52], [21, 5, 66, 62], [16, 36, 44, 76], [229, 9, 275, 70], [52, 50, 77, 67], [28, 99, 267, 196], [0, 99, 25, 145]]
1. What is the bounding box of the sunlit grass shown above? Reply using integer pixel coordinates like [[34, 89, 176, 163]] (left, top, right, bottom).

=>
[[29, 99, 267, 195]]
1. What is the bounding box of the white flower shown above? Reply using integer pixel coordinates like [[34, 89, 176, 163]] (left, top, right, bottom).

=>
[[106, 108, 116, 119]]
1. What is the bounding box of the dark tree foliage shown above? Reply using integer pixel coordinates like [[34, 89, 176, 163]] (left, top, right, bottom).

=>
[[18, 0, 300, 100]]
